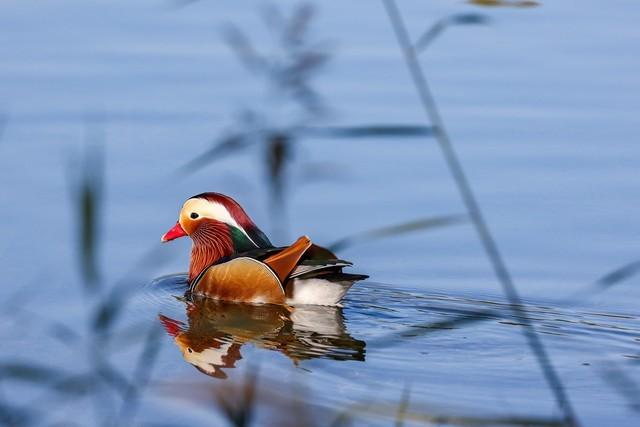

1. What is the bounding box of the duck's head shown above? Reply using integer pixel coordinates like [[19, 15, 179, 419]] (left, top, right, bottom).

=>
[[158, 314, 240, 379], [161, 193, 272, 281]]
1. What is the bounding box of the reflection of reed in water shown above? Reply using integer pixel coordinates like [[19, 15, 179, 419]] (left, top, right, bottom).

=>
[[159, 296, 365, 379]]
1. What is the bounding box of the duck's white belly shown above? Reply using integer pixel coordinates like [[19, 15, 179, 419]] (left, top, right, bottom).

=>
[[285, 278, 353, 306]]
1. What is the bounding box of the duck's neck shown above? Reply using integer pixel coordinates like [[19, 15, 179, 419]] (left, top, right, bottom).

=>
[[188, 220, 262, 282], [189, 221, 235, 282]]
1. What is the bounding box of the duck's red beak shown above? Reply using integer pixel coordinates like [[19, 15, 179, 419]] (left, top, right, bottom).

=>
[[158, 314, 184, 337], [161, 222, 187, 242]]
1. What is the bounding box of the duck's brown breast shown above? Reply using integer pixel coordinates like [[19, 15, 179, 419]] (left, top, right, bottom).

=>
[[191, 257, 286, 304]]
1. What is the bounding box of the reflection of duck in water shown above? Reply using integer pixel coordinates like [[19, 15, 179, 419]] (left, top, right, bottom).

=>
[[159, 295, 366, 379], [160, 192, 367, 305]]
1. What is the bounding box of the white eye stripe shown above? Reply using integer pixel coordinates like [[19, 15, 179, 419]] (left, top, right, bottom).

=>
[[189, 200, 257, 247]]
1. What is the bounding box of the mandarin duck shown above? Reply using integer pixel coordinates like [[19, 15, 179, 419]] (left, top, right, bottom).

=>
[[158, 296, 365, 378], [161, 193, 367, 306]]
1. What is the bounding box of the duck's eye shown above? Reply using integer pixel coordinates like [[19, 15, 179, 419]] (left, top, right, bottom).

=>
[[187, 348, 193, 354], [190, 212, 199, 219]]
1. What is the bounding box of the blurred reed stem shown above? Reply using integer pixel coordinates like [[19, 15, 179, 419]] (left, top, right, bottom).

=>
[[381, 1, 579, 425]]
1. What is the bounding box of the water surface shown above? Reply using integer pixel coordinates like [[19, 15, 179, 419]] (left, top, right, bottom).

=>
[[1, 0, 639, 425]]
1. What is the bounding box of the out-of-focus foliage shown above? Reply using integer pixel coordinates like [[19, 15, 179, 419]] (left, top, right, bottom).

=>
[[328, 215, 466, 252], [69, 122, 105, 290], [179, 3, 445, 240], [468, 0, 540, 8], [2, 2, 638, 427], [414, 13, 489, 53]]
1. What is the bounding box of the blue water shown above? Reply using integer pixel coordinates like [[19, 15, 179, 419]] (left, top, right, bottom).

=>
[[1, 1, 639, 425]]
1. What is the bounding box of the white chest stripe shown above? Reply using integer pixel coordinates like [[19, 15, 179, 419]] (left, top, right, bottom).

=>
[[201, 202, 258, 247]]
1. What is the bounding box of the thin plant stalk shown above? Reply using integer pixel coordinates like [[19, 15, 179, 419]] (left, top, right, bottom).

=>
[[381, 1, 579, 425]]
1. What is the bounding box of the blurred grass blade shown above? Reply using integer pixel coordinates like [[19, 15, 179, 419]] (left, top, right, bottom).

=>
[[96, 363, 131, 396], [469, 0, 540, 8], [50, 373, 98, 396], [301, 124, 433, 139], [169, 0, 203, 9], [414, 19, 446, 53], [265, 134, 291, 231], [382, 2, 578, 424], [0, 362, 66, 383], [222, 24, 268, 74], [450, 13, 489, 25], [175, 134, 250, 176], [395, 385, 411, 427], [555, 259, 640, 305], [600, 364, 640, 413], [415, 13, 488, 53], [225, 2, 331, 116], [594, 260, 640, 289], [91, 283, 138, 336], [79, 180, 99, 286], [328, 215, 466, 252], [116, 324, 164, 425], [47, 322, 80, 347], [0, 400, 38, 427], [349, 401, 565, 426], [215, 366, 259, 427], [371, 309, 496, 348], [330, 409, 352, 427], [0, 113, 7, 145], [261, 3, 285, 32], [69, 119, 105, 291], [284, 3, 314, 47]]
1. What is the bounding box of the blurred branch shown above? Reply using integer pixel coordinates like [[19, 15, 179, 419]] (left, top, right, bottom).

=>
[[328, 215, 466, 252]]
